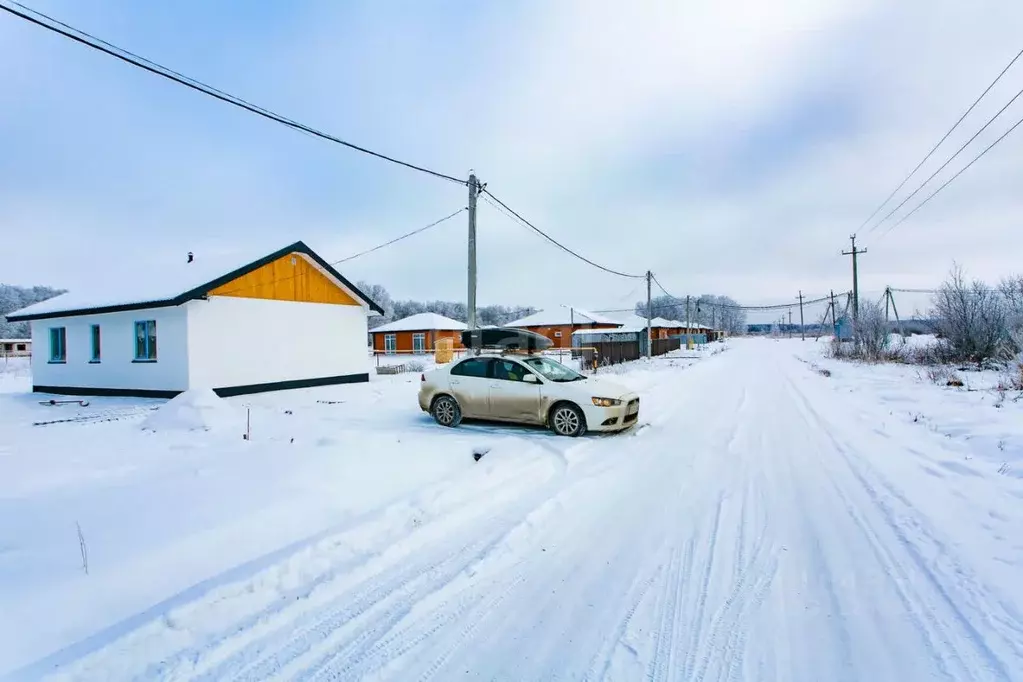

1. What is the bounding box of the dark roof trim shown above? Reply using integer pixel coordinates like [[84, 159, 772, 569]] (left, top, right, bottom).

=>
[[6, 299, 181, 323], [6, 241, 383, 322]]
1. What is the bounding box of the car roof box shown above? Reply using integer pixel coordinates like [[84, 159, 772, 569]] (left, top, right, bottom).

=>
[[461, 327, 553, 351]]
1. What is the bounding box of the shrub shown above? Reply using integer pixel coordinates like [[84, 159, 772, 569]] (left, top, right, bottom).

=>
[[931, 266, 1009, 363]]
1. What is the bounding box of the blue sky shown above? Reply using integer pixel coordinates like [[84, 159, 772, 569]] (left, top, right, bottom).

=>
[[3, 0, 1023, 319]]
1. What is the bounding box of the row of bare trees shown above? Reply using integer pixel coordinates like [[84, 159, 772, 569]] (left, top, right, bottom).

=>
[[838, 267, 1023, 366]]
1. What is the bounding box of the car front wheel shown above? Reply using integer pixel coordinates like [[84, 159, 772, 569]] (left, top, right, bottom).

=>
[[431, 395, 462, 428], [550, 403, 586, 437]]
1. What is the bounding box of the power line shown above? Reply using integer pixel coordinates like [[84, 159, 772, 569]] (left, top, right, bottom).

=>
[[874, 109, 1023, 243], [335, 208, 465, 264], [480, 188, 646, 280], [864, 81, 1023, 238], [856, 46, 1023, 236], [649, 274, 834, 311], [211, 207, 466, 296], [0, 1, 466, 185]]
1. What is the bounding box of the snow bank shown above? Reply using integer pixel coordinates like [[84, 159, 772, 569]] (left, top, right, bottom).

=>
[[141, 389, 241, 433]]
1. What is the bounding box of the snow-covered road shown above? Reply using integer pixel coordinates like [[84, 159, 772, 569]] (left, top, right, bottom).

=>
[[20, 341, 1023, 680]]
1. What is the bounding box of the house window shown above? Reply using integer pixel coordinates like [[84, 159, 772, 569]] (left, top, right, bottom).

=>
[[16, 343, 26, 351], [134, 320, 158, 361], [383, 334, 397, 354], [412, 332, 426, 353], [49, 327, 67, 363], [90, 325, 101, 362], [554, 331, 562, 338]]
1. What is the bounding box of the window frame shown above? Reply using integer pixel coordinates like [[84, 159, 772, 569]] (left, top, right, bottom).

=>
[[89, 324, 102, 363], [383, 333, 397, 354], [412, 332, 426, 353], [48, 327, 67, 363], [133, 319, 158, 362], [491, 358, 536, 383], [449, 357, 492, 378]]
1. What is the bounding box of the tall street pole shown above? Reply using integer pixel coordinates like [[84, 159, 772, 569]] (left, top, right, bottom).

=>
[[842, 234, 867, 323], [645, 271, 652, 359], [797, 290, 805, 341], [467, 173, 479, 354]]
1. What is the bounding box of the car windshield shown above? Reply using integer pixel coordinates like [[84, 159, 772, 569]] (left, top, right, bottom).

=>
[[522, 356, 586, 382]]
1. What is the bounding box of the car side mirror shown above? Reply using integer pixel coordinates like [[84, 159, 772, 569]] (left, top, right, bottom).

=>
[[523, 374, 540, 384]]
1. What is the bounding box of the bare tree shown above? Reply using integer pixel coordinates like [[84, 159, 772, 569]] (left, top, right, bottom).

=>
[[1000, 275, 1023, 356], [854, 300, 891, 361], [931, 265, 1008, 363]]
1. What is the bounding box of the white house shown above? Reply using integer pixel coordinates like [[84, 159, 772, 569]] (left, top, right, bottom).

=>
[[5, 242, 383, 398]]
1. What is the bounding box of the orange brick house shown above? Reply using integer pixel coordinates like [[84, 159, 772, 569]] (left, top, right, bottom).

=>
[[370, 312, 467, 354], [505, 307, 621, 348]]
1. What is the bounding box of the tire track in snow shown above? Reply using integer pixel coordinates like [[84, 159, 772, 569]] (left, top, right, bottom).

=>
[[201, 441, 641, 682], [118, 454, 559, 682], [784, 375, 1011, 681]]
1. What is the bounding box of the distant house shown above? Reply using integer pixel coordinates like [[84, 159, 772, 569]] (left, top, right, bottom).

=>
[[4, 242, 383, 398], [0, 338, 31, 357], [615, 314, 678, 339], [369, 312, 467, 354], [505, 307, 621, 348]]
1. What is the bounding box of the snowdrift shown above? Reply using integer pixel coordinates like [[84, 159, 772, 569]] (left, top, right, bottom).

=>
[[142, 389, 241, 433]]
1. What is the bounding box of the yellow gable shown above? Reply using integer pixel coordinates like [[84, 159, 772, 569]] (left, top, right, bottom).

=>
[[209, 253, 360, 305]]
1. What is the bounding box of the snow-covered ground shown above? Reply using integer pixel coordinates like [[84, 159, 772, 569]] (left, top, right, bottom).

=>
[[2, 339, 1022, 680]]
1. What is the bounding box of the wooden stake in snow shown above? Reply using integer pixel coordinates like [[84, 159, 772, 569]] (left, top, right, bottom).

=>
[[76, 521, 89, 575], [244, 408, 251, 440]]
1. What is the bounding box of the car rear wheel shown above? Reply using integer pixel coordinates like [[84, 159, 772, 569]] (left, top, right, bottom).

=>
[[550, 403, 586, 437], [431, 395, 462, 428]]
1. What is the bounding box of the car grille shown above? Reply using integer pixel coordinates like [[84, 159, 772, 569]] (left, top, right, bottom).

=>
[[624, 398, 639, 424], [623, 412, 638, 424]]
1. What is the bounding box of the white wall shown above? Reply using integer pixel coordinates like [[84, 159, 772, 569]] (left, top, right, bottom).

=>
[[185, 297, 370, 390], [30, 307, 189, 392]]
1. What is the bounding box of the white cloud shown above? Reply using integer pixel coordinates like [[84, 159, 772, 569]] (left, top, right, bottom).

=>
[[3, 0, 1023, 313]]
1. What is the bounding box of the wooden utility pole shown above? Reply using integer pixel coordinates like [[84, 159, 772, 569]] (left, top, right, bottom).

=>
[[842, 234, 867, 322], [645, 271, 652, 358], [797, 291, 805, 341], [467, 173, 480, 354], [829, 289, 838, 337]]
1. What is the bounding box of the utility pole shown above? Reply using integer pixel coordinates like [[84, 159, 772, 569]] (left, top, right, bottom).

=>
[[686, 295, 691, 333], [829, 290, 838, 337], [645, 271, 652, 358], [797, 291, 805, 341], [842, 234, 867, 323], [788, 310, 793, 337], [467, 173, 479, 354]]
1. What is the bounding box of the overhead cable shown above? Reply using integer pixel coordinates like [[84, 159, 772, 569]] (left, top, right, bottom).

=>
[[0, 1, 466, 185], [480, 188, 646, 279], [874, 111, 1023, 242], [856, 46, 1023, 236]]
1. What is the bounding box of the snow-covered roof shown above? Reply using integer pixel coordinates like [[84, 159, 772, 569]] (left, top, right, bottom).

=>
[[505, 307, 620, 327], [613, 314, 681, 329], [6, 241, 383, 322], [371, 312, 467, 333], [572, 326, 645, 335]]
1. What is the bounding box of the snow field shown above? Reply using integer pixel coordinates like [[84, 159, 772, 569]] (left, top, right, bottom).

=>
[[3, 339, 1022, 680]]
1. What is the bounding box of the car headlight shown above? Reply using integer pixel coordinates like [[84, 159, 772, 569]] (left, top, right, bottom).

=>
[[591, 397, 622, 407]]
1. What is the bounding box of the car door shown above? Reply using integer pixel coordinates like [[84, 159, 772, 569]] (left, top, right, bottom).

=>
[[488, 358, 543, 423], [447, 357, 493, 418]]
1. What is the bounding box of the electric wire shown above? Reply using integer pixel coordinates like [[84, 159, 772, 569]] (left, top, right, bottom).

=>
[[480, 188, 646, 279], [855, 46, 1023, 237], [0, 1, 466, 185], [211, 207, 466, 297], [864, 81, 1023, 239], [874, 110, 1023, 243]]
